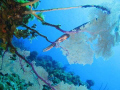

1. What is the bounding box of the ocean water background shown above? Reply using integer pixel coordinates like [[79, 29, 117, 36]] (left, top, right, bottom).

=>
[[14, 0, 120, 90]]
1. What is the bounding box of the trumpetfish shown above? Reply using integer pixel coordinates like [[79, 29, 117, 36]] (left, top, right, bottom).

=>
[[43, 21, 90, 52]]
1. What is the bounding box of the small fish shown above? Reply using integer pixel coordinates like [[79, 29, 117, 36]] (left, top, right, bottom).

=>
[[43, 21, 90, 52], [43, 34, 69, 52]]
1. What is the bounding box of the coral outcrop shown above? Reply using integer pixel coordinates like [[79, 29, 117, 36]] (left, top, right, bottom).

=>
[[0, 49, 90, 90]]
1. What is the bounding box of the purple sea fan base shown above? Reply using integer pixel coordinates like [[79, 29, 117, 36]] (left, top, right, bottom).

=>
[[15, 50, 56, 90]]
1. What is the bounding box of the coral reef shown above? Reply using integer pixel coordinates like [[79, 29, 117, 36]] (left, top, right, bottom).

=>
[[0, 49, 89, 90], [33, 55, 95, 89], [54, 81, 88, 90], [27, 51, 38, 62], [0, 73, 32, 90], [35, 55, 83, 86], [0, 0, 114, 89], [0, 49, 51, 90], [86, 80, 94, 89]]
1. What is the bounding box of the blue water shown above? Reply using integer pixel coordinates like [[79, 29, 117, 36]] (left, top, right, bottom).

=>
[[14, 0, 120, 90]]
